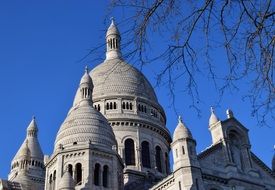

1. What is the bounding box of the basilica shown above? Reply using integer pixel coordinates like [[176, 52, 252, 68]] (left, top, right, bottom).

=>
[[0, 20, 275, 190]]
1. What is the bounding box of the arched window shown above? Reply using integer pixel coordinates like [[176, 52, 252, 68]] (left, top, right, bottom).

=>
[[53, 170, 56, 190], [141, 141, 151, 168], [94, 163, 100, 186], [165, 152, 169, 174], [114, 102, 117, 109], [103, 165, 108, 187], [182, 146, 185, 155], [229, 131, 244, 169], [106, 103, 109, 110], [98, 104, 101, 111], [124, 139, 135, 165], [129, 103, 133, 110], [112, 38, 115, 49], [68, 164, 73, 176], [75, 163, 82, 185], [155, 146, 162, 172], [126, 102, 129, 109], [49, 174, 52, 185], [122, 102, 125, 109], [115, 39, 118, 48], [110, 102, 113, 109], [179, 181, 182, 190]]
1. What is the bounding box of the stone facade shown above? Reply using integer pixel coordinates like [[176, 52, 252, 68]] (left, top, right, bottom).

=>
[[1, 20, 275, 190]]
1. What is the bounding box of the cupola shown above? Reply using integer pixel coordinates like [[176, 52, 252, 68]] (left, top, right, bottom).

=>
[[106, 18, 121, 59]]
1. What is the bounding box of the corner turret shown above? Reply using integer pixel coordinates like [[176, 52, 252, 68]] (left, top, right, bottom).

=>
[[171, 116, 204, 190], [8, 117, 45, 189]]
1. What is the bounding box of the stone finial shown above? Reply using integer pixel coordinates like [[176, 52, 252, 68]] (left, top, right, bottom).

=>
[[85, 65, 89, 74], [209, 107, 219, 127], [110, 17, 115, 24], [178, 115, 182, 123], [226, 109, 234, 118]]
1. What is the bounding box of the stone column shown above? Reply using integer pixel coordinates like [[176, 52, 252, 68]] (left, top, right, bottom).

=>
[[118, 98, 122, 113], [136, 127, 141, 170], [102, 99, 106, 115], [133, 97, 138, 114]]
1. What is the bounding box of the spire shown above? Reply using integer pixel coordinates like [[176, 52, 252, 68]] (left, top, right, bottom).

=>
[[79, 66, 93, 103], [8, 117, 45, 184], [106, 18, 121, 60], [27, 116, 38, 137], [209, 107, 219, 127], [173, 115, 193, 141]]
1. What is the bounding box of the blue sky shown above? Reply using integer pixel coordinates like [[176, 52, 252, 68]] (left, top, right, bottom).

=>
[[0, 1, 274, 178]]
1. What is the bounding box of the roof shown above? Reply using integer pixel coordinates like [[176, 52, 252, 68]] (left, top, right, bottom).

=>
[[12, 119, 44, 162], [173, 116, 193, 141]]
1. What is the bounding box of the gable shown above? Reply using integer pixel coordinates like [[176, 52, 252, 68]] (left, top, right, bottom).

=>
[[251, 152, 275, 181], [198, 143, 227, 172]]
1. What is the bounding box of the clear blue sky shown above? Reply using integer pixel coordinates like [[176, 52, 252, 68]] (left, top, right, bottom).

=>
[[0, 1, 274, 179]]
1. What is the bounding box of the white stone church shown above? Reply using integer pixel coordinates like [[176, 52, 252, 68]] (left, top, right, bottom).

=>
[[1, 20, 275, 190]]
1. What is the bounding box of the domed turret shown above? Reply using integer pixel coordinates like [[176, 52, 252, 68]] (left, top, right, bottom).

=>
[[209, 107, 219, 126], [54, 67, 117, 152], [106, 18, 121, 60], [173, 116, 193, 141], [8, 117, 45, 188], [46, 67, 124, 190], [12, 117, 44, 162]]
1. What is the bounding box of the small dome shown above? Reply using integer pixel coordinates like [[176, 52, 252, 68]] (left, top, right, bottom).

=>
[[54, 101, 116, 151], [55, 71, 116, 152], [106, 19, 120, 37], [80, 66, 93, 86], [173, 116, 193, 141], [209, 107, 219, 126], [58, 170, 75, 190]]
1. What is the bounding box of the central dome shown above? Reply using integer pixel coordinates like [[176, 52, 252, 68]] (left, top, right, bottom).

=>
[[55, 69, 117, 152], [90, 58, 158, 102]]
